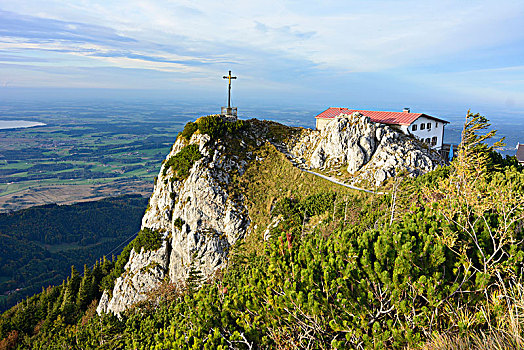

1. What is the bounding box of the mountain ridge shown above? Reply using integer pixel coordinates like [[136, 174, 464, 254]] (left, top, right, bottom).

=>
[[97, 113, 444, 315]]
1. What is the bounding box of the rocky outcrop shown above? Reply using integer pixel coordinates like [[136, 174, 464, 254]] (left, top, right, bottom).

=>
[[98, 129, 250, 315], [289, 113, 444, 186], [96, 243, 169, 315]]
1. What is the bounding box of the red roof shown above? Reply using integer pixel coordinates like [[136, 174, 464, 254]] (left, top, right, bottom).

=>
[[315, 107, 448, 126]]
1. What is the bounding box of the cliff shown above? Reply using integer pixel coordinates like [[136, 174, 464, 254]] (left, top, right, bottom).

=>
[[97, 113, 444, 315]]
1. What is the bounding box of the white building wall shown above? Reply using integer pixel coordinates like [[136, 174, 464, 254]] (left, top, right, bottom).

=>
[[406, 116, 445, 150], [316, 118, 334, 130]]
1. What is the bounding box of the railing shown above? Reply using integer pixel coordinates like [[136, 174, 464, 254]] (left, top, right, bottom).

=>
[[221, 107, 237, 116], [440, 143, 458, 162]]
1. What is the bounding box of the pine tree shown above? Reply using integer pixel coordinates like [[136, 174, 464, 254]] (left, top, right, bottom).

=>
[[186, 252, 204, 294], [76, 265, 92, 310], [423, 112, 524, 316], [60, 266, 81, 323], [455, 110, 504, 183]]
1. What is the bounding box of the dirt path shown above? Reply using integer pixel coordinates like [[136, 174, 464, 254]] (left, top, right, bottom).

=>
[[301, 169, 385, 195]]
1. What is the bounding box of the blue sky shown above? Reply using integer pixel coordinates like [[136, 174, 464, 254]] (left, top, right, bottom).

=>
[[1, 0, 524, 115]]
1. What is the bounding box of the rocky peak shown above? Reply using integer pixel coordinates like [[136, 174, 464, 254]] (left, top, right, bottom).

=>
[[98, 123, 251, 315]]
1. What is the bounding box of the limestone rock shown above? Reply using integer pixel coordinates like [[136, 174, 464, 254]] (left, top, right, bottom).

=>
[[99, 129, 250, 315], [289, 112, 444, 186], [96, 241, 169, 315]]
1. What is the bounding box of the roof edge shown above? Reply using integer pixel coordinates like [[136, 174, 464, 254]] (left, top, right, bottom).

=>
[[315, 108, 450, 124]]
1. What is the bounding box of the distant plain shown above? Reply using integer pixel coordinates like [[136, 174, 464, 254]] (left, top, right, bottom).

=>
[[0, 101, 189, 211], [0, 99, 521, 212]]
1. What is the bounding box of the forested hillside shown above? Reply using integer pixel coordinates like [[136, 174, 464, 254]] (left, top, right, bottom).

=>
[[0, 113, 523, 349], [0, 195, 147, 312]]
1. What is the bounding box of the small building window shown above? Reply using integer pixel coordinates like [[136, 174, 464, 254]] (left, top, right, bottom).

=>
[[427, 122, 431, 129], [431, 137, 437, 146], [420, 123, 425, 130], [436, 122, 439, 128], [412, 124, 417, 131], [425, 138, 430, 144]]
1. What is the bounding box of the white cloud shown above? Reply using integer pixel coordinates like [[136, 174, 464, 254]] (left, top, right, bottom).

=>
[[3, 0, 523, 72]]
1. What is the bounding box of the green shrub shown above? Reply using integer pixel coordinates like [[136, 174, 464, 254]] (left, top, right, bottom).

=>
[[196, 115, 245, 140], [163, 144, 203, 179], [303, 192, 336, 216], [180, 122, 198, 140], [197, 116, 224, 139], [272, 192, 336, 219], [173, 218, 185, 231], [132, 228, 162, 252]]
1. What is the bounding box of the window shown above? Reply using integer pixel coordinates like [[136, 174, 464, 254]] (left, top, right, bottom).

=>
[[436, 122, 439, 128], [425, 138, 430, 144], [412, 124, 418, 131], [420, 123, 425, 130], [427, 122, 431, 129], [431, 137, 437, 146]]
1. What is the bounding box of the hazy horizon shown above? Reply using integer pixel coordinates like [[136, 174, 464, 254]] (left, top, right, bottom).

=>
[[0, 95, 521, 157]]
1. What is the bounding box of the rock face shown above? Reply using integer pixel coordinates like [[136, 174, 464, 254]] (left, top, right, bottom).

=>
[[97, 130, 250, 315], [289, 113, 444, 186], [97, 115, 444, 315], [97, 243, 169, 315]]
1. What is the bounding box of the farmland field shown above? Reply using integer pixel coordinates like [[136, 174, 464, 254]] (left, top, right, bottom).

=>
[[0, 100, 217, 211]]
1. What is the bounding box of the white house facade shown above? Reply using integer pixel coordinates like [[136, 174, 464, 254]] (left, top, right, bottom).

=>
[[517, 143, 524, 165], [399, 115, 445, 149]]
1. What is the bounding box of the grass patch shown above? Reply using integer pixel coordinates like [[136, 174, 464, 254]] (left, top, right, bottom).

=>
[[0, 162, 33, 171], [232, 142, 372, 255]]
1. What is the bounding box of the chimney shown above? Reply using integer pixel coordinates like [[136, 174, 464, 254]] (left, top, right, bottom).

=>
[[403, 107, 410, 113]]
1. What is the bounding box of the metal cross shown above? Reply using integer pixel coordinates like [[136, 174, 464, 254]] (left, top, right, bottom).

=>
[[223, 70, 237, 108]]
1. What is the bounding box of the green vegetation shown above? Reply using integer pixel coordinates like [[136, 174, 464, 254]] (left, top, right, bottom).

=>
[[0, 259, 115, 349], [233, 142, 365, 255], [195, 115, 246, 140], [175, 114, 246, 144], [0, 195, 146, 312], [174, 217, 185, 231], [163, 144, 203, 179], [131, 228, 163, 253], [1, 113, 523, 349], [100, 241, 134, 293], [180, 122, 198, 140]]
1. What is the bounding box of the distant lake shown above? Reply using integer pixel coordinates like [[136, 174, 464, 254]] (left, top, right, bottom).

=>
[[0, 120, 46, 130]]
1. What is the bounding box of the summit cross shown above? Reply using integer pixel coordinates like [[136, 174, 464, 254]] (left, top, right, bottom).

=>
[[223, 70, 237, 109]]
